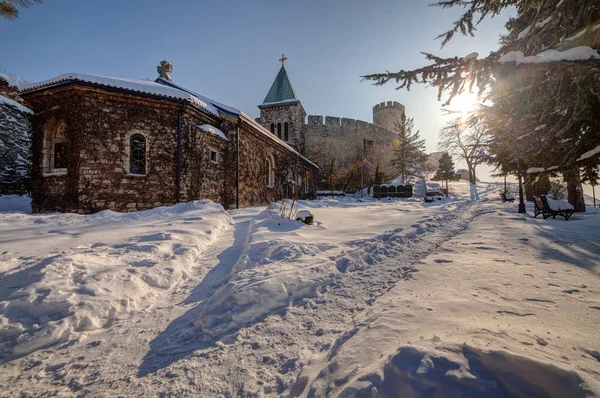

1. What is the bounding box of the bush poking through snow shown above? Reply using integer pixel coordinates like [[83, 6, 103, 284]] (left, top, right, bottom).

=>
[[296, 209, 314, 225]]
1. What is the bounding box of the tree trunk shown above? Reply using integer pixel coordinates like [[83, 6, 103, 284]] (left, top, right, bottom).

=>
[[565, 166, 586, 212]]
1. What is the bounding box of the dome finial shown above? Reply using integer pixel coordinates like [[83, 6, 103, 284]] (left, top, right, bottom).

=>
[[279, 53, 288, 67]]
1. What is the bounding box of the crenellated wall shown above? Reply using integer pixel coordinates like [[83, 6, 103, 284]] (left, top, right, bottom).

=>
[[302, 114, 399, 190]]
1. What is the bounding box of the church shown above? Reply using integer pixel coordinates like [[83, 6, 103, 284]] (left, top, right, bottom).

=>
[[256, 54, 405, 191], [21, 61, 318, 213]]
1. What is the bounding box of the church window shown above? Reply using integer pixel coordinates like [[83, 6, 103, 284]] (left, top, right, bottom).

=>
[[53, 142, 68, 169], [270, 123, 275, 134], [266, 155, 275, 187], [42, 121, 68, 174], [129, 134, 147, 175], [209, 149, 218, 163], [284, 122, 289, 142], [277, 123, 282, 139]]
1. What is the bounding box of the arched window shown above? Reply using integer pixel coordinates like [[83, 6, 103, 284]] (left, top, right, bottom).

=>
[[42, 121, 68, 174], [130, 134, 146, 175], [284, 122, 289, 142], [270, 123, 275, 134], [277, 123, 282, 139], [266, 155, 275, 187]]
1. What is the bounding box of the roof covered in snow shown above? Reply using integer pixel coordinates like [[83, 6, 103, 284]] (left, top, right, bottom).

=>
[[198, 124, 228, 141], [20, 73, 220, 117]]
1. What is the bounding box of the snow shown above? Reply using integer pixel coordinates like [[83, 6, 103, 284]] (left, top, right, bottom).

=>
[[577, 145, 600, 162], [527, 167, 546, 173], [0, 72, 25, 89], [20, 73, 220, 117], [1, 181, 599, 396], [534, 124, 546, 131], [499, 46, 600, 64], [517, 25, 532, 39], [197, 124, 228, 140], [462, 52, 478, 61], [0, 200, 231, 361], [0, 94, 33, 114], [545, 197, 574, 211], [0, 195, 31, 213], [535, 16, 552, 28]]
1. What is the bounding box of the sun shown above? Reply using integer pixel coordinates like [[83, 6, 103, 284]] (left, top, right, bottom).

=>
[[449, 92, 479, 118]]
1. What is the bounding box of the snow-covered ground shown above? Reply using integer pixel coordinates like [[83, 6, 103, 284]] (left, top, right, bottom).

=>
[[0, 182, 599, 397]]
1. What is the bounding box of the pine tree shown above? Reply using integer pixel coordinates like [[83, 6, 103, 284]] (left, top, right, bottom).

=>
[[363, 0, 600, 211], [391, 116, 428, 184], [0, 0, 41, 20], [433, 152, 455, 196]]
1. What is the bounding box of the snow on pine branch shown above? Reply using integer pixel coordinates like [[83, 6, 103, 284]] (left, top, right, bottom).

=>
[[499, 46, 600, 64]]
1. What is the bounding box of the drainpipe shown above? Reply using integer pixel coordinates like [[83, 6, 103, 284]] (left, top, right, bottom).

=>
[[236, 124, 240, 209], [176, 104, 186, 203]]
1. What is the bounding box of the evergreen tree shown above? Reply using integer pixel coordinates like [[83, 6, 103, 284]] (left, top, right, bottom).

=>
[[363, 0, 599, 211], [433, 152, 455, 196], [0, 0, 41, 20], [391, 116, 428, 184], [581, 165, 599, 207]]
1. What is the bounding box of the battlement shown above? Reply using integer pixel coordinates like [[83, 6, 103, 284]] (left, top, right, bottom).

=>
[[373, 101, 404, 112], [306, 115, 374, 129]]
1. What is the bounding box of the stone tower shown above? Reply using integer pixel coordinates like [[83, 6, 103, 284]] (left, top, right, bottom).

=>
[[372, 101, 405, 132], [257, 57, 306, 150]]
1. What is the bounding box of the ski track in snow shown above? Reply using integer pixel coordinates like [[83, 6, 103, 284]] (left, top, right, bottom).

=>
[[0, 182, 599, 397]]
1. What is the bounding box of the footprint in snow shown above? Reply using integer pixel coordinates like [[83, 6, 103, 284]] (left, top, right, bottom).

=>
[[434, 259, 453, 264]]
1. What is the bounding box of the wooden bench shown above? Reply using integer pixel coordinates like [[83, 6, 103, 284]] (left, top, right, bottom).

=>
[[533, 195, 574, 220], [501, 193, 515, 203]]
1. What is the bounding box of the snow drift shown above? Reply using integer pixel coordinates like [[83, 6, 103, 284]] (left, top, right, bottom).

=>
[[0, 201, 232, 361]]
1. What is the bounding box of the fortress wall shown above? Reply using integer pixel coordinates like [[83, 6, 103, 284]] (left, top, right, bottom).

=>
[[302, 116, 398, 188]]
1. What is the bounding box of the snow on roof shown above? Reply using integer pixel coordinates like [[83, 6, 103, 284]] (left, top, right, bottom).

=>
[[198, 124, 228, 140], [499, 46, 600, 64], [260, 98, 301, 107], [239, 113, 319, 169], [20, 73, 220, 117], [577, 145, 600, 162], [155, 78, 240, 116], [0, 93, 33, 114]]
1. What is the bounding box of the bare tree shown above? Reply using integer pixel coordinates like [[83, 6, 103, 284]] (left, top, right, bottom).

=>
[[438, 119, 490, 184]]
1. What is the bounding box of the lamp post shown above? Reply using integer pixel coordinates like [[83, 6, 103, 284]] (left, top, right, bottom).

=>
[[516, 158, 526, 213]]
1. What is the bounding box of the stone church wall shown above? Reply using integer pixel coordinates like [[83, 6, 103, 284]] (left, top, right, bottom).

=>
[[302, 115, 398, 190], [255, 101, 305, 150], [237, 121, 317, 208], [25, 85, 224, 213], [0, 77, 31, 195]]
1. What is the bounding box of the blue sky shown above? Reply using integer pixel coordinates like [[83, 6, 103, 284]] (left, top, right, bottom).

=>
[[1, 0, 512, 172]]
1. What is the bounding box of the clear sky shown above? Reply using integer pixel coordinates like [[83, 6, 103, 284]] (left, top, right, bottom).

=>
[[1, 0, 513, 176]]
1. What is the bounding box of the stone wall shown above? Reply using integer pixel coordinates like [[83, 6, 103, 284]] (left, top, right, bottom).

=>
[[256, 101, 306, 150], [373, 101, 405, 132], [238, 120, 317, 208], [302, 115, 398, 190], [24, 85, 222, 213], [23, 84, 317, 213], [0, 77, 31, 195]]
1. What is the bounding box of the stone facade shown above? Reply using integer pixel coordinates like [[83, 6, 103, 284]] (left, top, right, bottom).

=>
[[22, 81, 317, 214], [0, 76, 31, 195], [258, 100, 405, 191], [256, 101, 306, 150]]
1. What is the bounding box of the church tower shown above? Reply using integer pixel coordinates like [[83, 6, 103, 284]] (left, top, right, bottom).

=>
[[257, 54, 306, 150]]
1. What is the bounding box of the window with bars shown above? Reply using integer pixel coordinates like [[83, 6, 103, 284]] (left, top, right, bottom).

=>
[[130, 134, 146, 175]]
